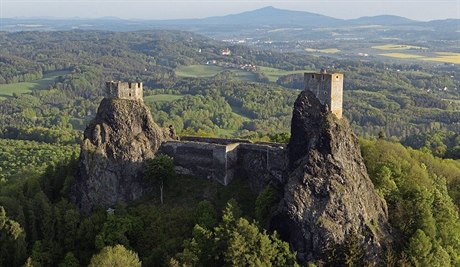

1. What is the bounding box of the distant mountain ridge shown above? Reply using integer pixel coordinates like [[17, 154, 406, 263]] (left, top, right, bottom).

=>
[[2, 6, 458, 27], [195, 6, 342, 26], [124, 6, 453, 27], [347, 15, 416, 25], [1, 6, 458, 38]]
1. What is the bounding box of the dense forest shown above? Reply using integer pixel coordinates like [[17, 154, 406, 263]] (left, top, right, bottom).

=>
[[1, 138, 459, 266], [0, 30, 459, 266]]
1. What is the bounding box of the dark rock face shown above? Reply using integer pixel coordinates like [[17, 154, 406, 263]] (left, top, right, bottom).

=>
[[73, 98, 168, 214], [272, 90, 391, 264]]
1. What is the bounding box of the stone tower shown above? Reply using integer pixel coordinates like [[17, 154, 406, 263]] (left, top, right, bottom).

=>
[[105, 81, 143, 101], [304, 70, 343, 118]]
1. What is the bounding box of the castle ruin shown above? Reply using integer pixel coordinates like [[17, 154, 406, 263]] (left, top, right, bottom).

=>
[[160, 137, 285, 190], [99, 72, 343, 188], [304, 70, 343, 118], [105, 81, 143, 101]]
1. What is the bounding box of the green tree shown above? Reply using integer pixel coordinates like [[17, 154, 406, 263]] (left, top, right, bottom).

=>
[[146, 155, 175, 204], [0, 206, 27, 266], [58, 252, 79, 267], [408, 229, 432, 266], [94, 214, 135, 250], [374, 166, 397, 198], [176, 201, 299, 266], [255, 185, 279, 228], [88, 245, 141, 267], [194, 200, 218, 229]]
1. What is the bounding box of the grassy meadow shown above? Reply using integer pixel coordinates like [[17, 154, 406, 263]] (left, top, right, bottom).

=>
[[0, 70, 70, 100], [258, 66, 313, 82], [175, 65, 225, 78], [175, 64, 259, 82], [144, 94, 185, 104]]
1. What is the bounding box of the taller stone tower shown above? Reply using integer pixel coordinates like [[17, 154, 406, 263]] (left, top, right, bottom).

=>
[[304, 70, 343, 118]]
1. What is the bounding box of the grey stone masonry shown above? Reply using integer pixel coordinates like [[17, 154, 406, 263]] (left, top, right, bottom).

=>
[[105, 81, 143, 101], [159, 137, 286, 187], [304, 71, 343, 118]]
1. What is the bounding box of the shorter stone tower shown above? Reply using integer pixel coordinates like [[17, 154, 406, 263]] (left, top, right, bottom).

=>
[[105, 81, 143, 101], [304, 70, 343, 118]]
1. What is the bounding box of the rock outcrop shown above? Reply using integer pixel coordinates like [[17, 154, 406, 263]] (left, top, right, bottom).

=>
[[272, 90, 391, 264], [73, 98, 169, 214]]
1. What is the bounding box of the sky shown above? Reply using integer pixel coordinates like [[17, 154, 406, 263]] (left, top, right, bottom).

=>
[[1, 0, 459, 21]]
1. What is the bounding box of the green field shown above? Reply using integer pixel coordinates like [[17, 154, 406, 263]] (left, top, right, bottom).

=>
[[0, 70, 70, 100], [144, 94, 185, 104], [176, 65, 226, 78], [176, 64, 258, 82], [232, 70, 258, 82], [258, 66, 313, 82]]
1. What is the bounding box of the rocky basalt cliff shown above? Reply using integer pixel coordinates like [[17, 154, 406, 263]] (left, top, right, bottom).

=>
[[73, 98, 169, 214], [73, 86, 392, 264], [271, 90, 392, 264]]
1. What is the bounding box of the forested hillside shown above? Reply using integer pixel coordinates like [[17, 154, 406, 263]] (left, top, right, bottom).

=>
[[1, 138, 459, 266], [0, 30, 459, 266], [1, 31, 458, 152]]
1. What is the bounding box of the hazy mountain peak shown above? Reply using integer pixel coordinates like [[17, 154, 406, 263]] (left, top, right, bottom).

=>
[[203, 6, 342, 26], [349, 14, 416, 25]]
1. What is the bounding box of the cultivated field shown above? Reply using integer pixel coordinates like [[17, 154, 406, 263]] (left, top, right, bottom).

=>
[[378, 51, 460, 64], [372, 44, 427, 50], [420, 52, 460, 64], [378, 53, 425, 59], [305, 48, 340, 54]]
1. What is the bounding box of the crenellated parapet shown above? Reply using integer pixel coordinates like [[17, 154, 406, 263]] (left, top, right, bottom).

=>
[[105, 81, 143, 101]]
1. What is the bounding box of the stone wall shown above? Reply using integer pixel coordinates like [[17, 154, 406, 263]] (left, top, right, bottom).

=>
[[105, 81, 143, 101], [237, 143, 287, 193], [159, 139, 287, 190], [159, 140, 233, 185], [180, 136, 251, 145]]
